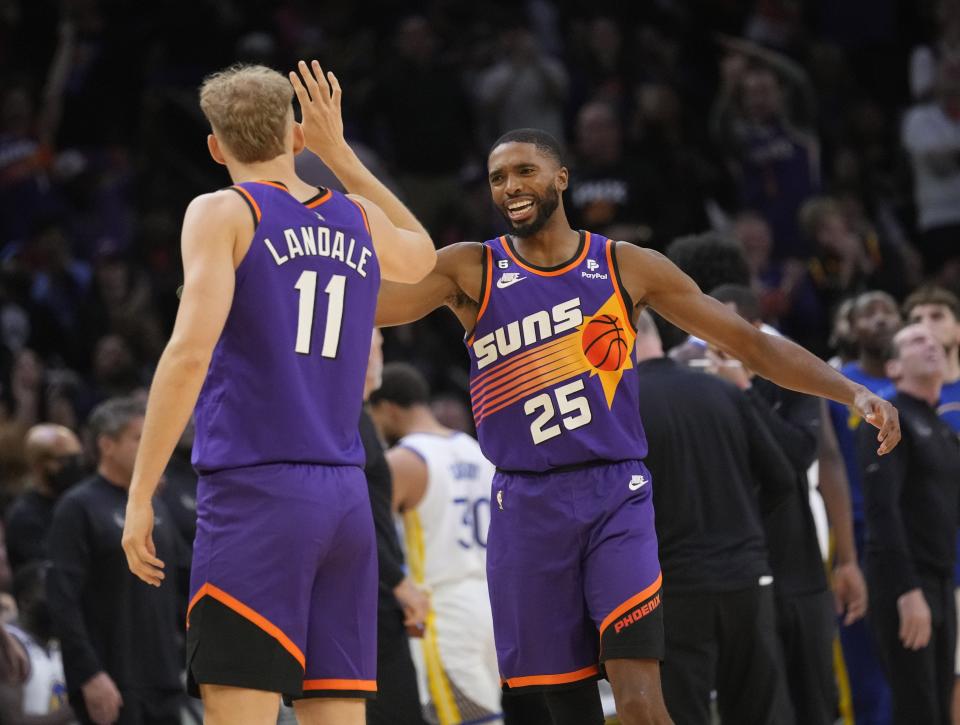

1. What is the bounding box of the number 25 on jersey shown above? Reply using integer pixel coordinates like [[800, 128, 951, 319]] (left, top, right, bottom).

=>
[[524, 379, 593, 445]]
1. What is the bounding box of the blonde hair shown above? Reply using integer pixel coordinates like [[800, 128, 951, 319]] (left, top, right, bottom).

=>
[[199, 64, 292, 163]]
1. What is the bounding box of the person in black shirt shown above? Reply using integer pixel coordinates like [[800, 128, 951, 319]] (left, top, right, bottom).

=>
[[858, 324, 960, 723], [6, 425, 86, 571], [47, 398, 186, 725], [362, 331, 428, 725], [711, 284, 866, 724], [635, 311, 795, 724]]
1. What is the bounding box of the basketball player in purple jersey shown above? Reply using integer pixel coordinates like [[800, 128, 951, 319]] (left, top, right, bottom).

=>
[[120, 62, 435, 725], [374, 129, 901, 725]]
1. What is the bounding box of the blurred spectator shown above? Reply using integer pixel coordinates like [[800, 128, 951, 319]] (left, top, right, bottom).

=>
[[568, 16, 633, 108], [910, 0, 960, 102], [47, 397, 185, 725], [628, 81, 719, 246], [858, 324, 960, 723], [476, 26, 568, 145], [5, 424, 84, 571], [567, 101, 648, 244], [75, 335, 145, 421], [828, 298, 859, 369], [902, 58, 960, 289], [711, 36, 820, 259], [370, 15, 475, 236], [731, 210, 825, 353], [829, 290, 901, 725], [76, 241, 164, 369], [26, 217, 91, 359], [635, 310, 795, 724], [799, 197, 875, 309], [7, 562, 72, 721]]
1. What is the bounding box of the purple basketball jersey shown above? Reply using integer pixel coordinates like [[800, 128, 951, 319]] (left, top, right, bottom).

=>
[[192, 181, 380, 472], [466, 232, 647, 472]]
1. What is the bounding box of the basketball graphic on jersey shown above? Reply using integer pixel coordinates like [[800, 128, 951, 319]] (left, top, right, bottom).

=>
[[581, 314, 630, 371]]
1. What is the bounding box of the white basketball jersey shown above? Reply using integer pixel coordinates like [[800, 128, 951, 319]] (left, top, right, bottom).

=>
[[399, 432, 495, 589], [6, 625, 68, 715]]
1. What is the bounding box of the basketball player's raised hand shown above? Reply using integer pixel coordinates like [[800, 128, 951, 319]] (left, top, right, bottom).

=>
[[122, 500, 165, 587], [854, 388, 901, 455], [289, 59, 346, 163]]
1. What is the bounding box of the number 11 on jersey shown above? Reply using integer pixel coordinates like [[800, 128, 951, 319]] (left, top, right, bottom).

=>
[[294, 270, 346, 358]]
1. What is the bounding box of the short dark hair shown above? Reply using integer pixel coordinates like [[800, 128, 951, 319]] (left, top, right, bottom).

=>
[[903, 285, 960, 322], [368, 363, 430, 408], [88, 396, 146, 440], [489, 128, 564, 166], [666, 232, 750, 293], [710, 284, 761, 323]]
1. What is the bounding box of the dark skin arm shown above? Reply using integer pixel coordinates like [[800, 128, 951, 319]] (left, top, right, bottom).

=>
[[616, 244, 899, 453], [375, 242, 484, 330], [373, 240, 900, 454]]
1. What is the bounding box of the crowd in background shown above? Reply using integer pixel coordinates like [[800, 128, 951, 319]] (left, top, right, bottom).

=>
[[2, 0, 960, 723]]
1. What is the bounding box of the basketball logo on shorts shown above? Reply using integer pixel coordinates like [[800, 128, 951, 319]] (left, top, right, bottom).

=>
[[581, 314, 630, 371]]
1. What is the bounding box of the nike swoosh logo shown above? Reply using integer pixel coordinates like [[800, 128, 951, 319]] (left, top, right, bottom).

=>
[[628, 475, 648, 490], [496, 276, 526, 289]]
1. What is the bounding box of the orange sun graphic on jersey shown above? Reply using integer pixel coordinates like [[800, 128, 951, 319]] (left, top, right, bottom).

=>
[[577, 294, 636, 408]]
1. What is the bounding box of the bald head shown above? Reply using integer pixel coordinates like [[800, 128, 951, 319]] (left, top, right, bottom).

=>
[[25, 425, 81, 468], [25, 424, 84, 497]]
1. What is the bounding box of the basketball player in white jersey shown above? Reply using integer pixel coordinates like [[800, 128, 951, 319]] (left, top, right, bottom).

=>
[[369, 363, 501, 725]]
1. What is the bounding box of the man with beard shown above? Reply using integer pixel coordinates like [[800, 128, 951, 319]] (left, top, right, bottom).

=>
[[858, 324, 960, 723], [5, 425, 86, 570], [828, 290, 902, 725], [368, 127, 900, 724]]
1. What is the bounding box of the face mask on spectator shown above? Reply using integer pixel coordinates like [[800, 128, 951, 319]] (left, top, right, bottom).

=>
[[47, 454, 87, 494]]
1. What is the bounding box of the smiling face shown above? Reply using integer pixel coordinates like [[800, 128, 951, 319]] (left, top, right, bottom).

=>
[[488, 141, 567, 237]]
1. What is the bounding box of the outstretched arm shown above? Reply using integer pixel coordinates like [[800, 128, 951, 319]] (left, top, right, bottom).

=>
[[376, 242, 485, 329], [619, 244, 900, 454], [123, 191, 245, 585], [290, 60, 435, 283]]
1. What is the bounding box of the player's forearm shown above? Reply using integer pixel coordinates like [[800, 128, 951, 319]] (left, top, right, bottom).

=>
[[323, 145, 428, 236], [128, 343, 210, 504], [742, 333, 861, 406]]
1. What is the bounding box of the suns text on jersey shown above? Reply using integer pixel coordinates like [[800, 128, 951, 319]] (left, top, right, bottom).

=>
[[263, 226, 373, 277], [473, 297, 582, 370]]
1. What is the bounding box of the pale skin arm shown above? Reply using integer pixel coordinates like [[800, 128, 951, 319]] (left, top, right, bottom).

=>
[[618, 244, 901, 454], [122, 191, 245, 586], [384, 447, 429, 513], [290, 60, 435, 283]]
